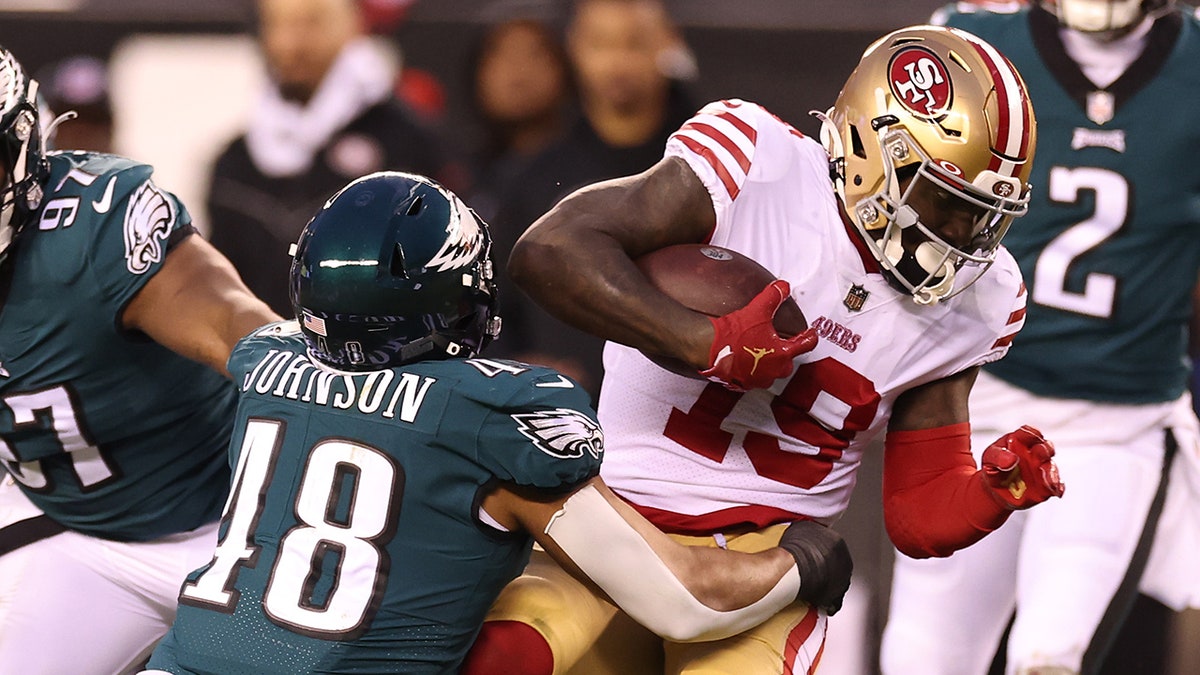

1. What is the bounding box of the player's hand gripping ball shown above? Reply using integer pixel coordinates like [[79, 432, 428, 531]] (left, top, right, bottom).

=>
[[634, 244, 815, 390], [981, 425, 1065, 509]]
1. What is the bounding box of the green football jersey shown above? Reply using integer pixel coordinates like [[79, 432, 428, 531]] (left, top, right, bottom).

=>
[[943, 5, 1200, 402], [153, 322, 602, 675], [0, 151, 235, 540]]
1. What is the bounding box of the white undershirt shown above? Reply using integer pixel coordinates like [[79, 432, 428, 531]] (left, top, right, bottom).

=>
[[1059, 17, 1154, 89]]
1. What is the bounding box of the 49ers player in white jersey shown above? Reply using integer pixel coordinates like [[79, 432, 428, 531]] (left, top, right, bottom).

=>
[[463, 25, 1065, 675]]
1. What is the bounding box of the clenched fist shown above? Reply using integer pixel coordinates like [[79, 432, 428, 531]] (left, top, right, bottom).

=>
[[981, 425, 1065, 510]]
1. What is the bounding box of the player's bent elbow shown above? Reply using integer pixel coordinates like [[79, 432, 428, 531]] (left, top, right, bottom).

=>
[[890, 536, 946, 560], [884, 507, 960, 559], [507, 237, 556, 293]]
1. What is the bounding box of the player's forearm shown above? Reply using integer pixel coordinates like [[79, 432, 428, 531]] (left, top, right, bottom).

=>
[[510, 184, 712, 367], [178, 282, 280, 378], [670, 545, 798, 610], [511, 232, 712, 365], [882, 423, 1010, 558], [222, 290, 281, 342], [541, 484, 799, 642]]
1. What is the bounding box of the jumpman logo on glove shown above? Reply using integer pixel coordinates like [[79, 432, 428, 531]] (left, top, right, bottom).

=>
[[702, 280, 818, 391]]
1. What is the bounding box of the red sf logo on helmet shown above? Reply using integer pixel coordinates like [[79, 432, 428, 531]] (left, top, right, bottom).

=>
[[888, 47, 952, 117]]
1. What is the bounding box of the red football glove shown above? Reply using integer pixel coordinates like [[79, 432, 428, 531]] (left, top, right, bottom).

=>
[[981, 425, 1065, 510], [700, 280, 818, 391]]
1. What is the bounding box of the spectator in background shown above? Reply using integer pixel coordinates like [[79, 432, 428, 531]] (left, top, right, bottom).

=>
[[206, 0, 453, 317], [465, 1, 574, 384], [466, 1, 573, 225], [36, 54, 114, 153], [487, 0, 698, 399]]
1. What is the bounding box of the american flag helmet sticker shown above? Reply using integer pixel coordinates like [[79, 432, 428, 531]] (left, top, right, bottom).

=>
[[302, 311, 327, 336]]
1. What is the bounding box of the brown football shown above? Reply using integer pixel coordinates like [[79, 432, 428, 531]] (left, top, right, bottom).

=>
[[633, 244, 808, 378]]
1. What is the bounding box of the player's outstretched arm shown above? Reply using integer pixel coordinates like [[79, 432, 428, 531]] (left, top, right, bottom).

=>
[[123, 234, 282, 377], [508, 156, 719, 370], [882, 368, 1065, 558], [482, 478, 852, 642]]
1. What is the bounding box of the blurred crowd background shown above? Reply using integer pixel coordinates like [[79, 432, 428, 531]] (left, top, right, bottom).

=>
[[2, 0, 1198, 672], [1, 0, 938, 243]]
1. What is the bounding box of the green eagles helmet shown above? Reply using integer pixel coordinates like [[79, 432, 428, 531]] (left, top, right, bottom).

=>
[[289, 171, 502, 371], [0, 46, 48, 264]]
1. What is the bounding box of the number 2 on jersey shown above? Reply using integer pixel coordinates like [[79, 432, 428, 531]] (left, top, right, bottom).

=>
[[180, 418, 403, 640], [1032, 166, 1128, 318], [664, 358, 879, 488]]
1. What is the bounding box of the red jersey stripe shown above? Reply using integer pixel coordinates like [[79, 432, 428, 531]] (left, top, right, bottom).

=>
[[675, 134, 742, 201], [713, 109, 758, 145], [680, 121, 751, 173], [1006, 306, 1026, 325]]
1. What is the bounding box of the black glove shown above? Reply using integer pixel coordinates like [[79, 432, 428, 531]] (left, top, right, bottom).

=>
[[778, 519, 853, 615]]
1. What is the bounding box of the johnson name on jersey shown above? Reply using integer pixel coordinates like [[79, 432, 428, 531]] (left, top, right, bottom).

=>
[[154, 321, 600, 674], [0, 151, 235, 540], [598, 100, 1027, 534], [940, 4, 1200, 403]]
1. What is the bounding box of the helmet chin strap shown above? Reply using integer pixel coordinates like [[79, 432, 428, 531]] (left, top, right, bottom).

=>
[[882, 205, 957, 305]]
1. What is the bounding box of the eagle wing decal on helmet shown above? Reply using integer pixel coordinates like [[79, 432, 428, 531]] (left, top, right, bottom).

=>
[[511, 408, 604, 461], [427, 193, 484, 272]]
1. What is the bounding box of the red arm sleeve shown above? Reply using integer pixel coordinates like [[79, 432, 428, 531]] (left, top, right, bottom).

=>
[[882, 423, 1010, 559]]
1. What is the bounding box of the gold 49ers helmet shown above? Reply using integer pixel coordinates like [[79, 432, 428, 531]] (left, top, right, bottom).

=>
[[817, 25, 1036, 305]]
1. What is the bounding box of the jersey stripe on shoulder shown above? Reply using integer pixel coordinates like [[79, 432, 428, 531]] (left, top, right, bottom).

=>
[[991, 282, 1027, 350], [669, 100, 761, 201]]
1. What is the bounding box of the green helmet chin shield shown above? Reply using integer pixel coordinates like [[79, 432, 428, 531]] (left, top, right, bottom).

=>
[[289, 172, 501, 371]]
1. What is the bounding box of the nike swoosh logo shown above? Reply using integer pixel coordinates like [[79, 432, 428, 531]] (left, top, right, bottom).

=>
[[92, 176, 116, 213], [535, 375, 575, 389]]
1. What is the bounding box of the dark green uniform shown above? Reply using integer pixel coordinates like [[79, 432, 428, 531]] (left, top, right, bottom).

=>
[[945, 5, 1200, 403], [0, 151, 234, 540], [149, 322, 602, 674]]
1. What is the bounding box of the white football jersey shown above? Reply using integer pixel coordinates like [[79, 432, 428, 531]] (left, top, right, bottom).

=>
[[598, 99, 1027, 534]]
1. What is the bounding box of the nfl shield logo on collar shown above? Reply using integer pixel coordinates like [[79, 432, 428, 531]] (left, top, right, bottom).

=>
[[844, 284, 869, 311], [1086, 91, 1115, 126]]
